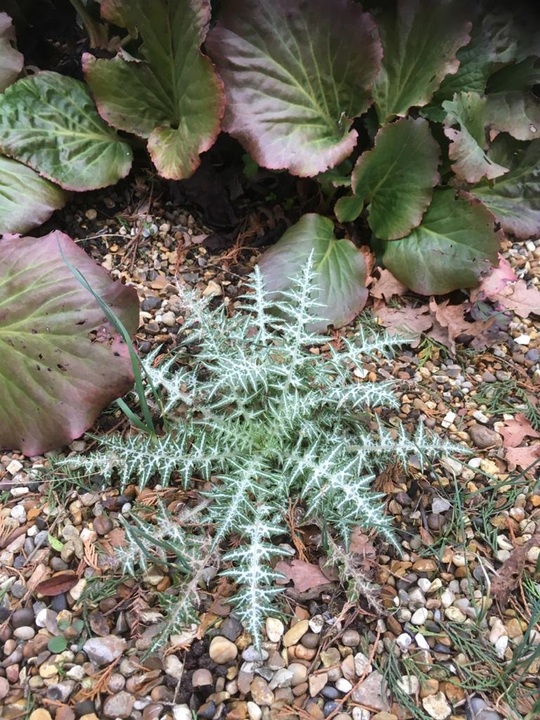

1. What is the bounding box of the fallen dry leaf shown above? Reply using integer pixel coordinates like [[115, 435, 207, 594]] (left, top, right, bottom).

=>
[[492, 531, 540, 604], [504, 444, 540, 472], [497, 280, 540, 318], [428, 298, 495, 354], [34, 570, 79, 597], [470, 255, 516, 302], [275, 558, 334, 593], [500, 414, 540, 448], [369, 268, 408, 301], [372, 299, 432, 346]]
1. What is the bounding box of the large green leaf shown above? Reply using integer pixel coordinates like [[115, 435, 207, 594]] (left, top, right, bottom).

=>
[[345, 117, 439, 239], [381, 189, 500, 295], [206, 0, 382, 177], [0, 72, 132, 191], [0, 12, 23, 92], [443, 92, 508, 183], [485, 91, 540, 142], [0, 231, 139, 455], [487, 56, 540, 94], [258, 214, 367, 331], [469, 136, 540, 238], [0, 157, 66, 234], [84, 0, 224, 180], [372, 0, 472, 123]]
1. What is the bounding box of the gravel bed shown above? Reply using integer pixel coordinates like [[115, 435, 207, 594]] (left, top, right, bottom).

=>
[[0, 193, 539, 720]]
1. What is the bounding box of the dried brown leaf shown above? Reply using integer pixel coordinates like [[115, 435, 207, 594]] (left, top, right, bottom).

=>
[[500, 413, 540, 448], [369, 268, 407, 301], [275, 558, 334, 593], [34, 570, 79, 597]]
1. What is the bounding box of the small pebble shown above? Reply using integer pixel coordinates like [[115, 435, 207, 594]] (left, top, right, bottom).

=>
[[209, 636, 238, 664]]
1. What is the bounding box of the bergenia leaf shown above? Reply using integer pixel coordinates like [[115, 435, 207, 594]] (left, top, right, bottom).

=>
[[206, 0, 382, 177], [84, 0, 224, 180], [373, 0, 471, 122], [348, 117, 439, 240], [0, 157, 66, 234], [485, 91, 540, 141], [0, 72, 132, 191], [258, 214, 367, 331], [0, 12, 23, 91], [469, 136, 540, 238], [381, 189, 500, 295], [487, 56, 540, 94], [443, 92, 508, 183], [0, 231, 138, 455]]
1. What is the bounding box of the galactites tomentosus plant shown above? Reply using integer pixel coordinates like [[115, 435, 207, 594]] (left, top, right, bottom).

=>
[[61, 261, 466, 648]]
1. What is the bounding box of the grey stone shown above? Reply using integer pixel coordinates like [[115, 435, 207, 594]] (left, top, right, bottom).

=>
[[83, 635, 127, 666]]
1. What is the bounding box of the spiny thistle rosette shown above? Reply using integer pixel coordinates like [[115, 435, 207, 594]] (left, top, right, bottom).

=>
[[61, 262, 465, 649]]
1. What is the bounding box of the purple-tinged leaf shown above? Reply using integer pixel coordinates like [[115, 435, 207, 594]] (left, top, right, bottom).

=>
[[348, 118, 439, 240], [84, 0, 224, 180], [381, 190, 501, 295], [0, 232, 139, 455], [0, 72, 132, 191], [443, 92, 508, 183], [0, 157, 65, 234], [0, 12, 23, 91], [485, 91, 540, 141], [206, 0, 382, 177], [373, 0, 472, 122], [469, 136, 540, 238], [258, 214, 367, 331]]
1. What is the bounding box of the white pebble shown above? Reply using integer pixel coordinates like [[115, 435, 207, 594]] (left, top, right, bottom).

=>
[[308, 615, 325, 634], [495, 635, 509, 659], [410, 607, 428, 625], [415, 633, 430, 650], [10, 486, 29, 497], [247, 701, 262, 720], [10, 505, 26, 523], [335, 678, 353, 693], [6, 460, 23, 474], [265, 617, 284, 643], [396, 633, 412, 652], [514, 334, 531, 345], [489, 617, 508, 645], [172, 706, 193, 720]]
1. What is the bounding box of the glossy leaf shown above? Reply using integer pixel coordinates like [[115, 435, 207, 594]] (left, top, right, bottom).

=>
[[0, 72, 132, 191], [349, 118, 439, 240], [0, 156, 66, 234], [373, 0, 471, 122], [0, 12, 23, 91], [206, 0, 382, 176], [0, 231, 139, 455], [85, 0, 224, 180], [381, 190, 500, 295], [469, 136, 540, 238], [429, 10, 539, 118], [258, 214, 367, 331], [443, 92, 508, 183]]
